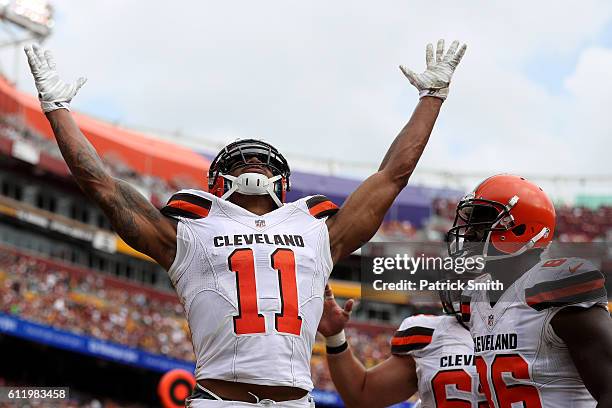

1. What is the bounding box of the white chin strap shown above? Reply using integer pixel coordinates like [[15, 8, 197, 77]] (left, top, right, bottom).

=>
[[480, 226, 550, 262], [221, 173, 283, 207]]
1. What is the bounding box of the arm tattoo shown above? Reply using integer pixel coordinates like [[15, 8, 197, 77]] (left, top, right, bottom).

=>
[[49, 114, 110, 185], [46, 111, 174, 261], [106, 180, 164, 253]]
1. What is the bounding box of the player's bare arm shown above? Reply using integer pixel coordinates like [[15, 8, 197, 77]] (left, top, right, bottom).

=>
[[318, 286, 418, 408], [327, 351, 417, 408], [45, 112, 178, 269], [327, 39, 466, 264], [552, 305, 612, 407], [24, 45, 177, 270]]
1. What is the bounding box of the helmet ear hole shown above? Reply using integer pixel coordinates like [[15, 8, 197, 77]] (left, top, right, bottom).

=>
[[512, 224, 526, 236]]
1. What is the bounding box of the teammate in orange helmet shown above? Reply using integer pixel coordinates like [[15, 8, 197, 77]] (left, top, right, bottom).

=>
[[448, 174, 612, 408], [24, 39, 466, 407]]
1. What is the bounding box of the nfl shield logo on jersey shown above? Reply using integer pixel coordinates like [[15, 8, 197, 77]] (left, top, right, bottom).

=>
[[488, 314, 494, 327], [255, 219, 266, 228]]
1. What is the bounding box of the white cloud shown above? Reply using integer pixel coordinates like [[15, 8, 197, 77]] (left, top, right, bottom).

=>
[[562, 47, 612, 174]]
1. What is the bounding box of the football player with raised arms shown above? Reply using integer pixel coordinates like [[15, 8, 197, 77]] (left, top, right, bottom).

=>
[[24, 39, 465, 407], [446, 175, 612, 407], [318, 282, 487, 407]]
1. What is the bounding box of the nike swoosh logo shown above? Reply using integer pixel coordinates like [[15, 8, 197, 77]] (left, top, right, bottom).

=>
[[569, 262, 583, 273]]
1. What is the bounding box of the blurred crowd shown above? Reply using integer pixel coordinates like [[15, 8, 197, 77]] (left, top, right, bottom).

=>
[[555, 205, 612, 242], [312, 327, 392, 391], [0, 251, 194, 361], [376, 198, 612, 243], [0, 249, 395, 392], [1, 196, 610, 391]]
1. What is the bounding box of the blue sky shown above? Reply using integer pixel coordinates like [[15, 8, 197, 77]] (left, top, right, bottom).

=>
[[524, 18, 612, 95]]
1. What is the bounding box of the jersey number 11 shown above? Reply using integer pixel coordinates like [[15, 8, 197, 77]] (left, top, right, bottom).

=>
[[228, 248, 302, 336]]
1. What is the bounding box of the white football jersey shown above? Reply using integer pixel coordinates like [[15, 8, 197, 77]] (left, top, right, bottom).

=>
[[162, 190, 338, 391], [466, 257, 608, 408], [391, 314, 487, 408]]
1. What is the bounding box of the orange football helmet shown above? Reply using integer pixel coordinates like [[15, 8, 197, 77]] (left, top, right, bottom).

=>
[[447, 174, 556, 260]]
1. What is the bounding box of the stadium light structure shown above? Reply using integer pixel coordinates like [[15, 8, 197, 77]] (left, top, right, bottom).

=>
[[0, 0, 53, 47], [0, 0, 53, 131]]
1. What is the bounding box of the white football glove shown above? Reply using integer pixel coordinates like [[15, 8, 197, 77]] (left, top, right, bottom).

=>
[[24, 44, 87, 113], [400, 39, 466, 101]]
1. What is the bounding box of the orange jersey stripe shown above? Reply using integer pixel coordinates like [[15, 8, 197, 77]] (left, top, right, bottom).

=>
[[309, 200, 338, 217], [526, 277, 605, 305], [391, 334, 432, 346], [169, 200, 210, 218]]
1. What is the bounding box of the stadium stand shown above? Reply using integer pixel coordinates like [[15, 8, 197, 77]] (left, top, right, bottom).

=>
[[555, 205, 612, 242], [0, 247, 193, 360], [0, 74, 609, 406], [0, 112, 179, 209], [0, 245, 395, 392], [1, 202, 608, 394]]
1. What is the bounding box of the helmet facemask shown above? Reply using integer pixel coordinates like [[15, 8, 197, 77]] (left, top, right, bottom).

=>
[[446, 193, 549, 262], [208, 139, 291, 208]]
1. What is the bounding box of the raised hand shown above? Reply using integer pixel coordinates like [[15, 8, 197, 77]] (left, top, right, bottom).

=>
[[400, 39, 467, 101], [24, 44, 87, 113], [318, 284, 355, 337]]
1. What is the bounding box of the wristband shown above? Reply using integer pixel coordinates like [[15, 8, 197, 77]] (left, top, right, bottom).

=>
[[325, 330, 346, 347], [419, 87, 448, 101], [326, 341, 348, 355], [41, 100, 71, 113]]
